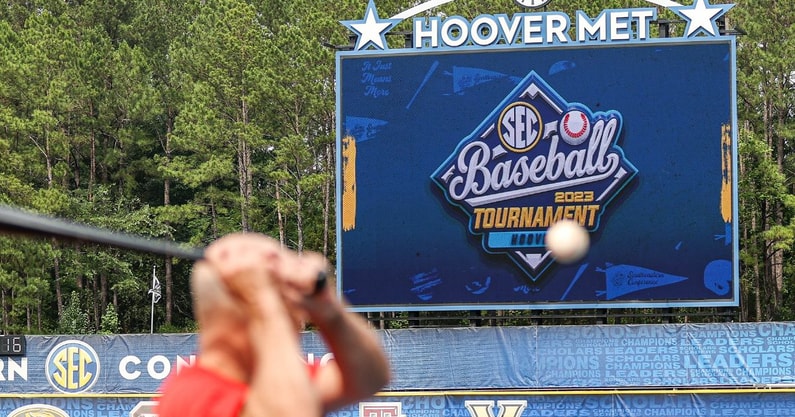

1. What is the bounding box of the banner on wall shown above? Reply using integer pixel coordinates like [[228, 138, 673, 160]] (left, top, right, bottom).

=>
[[382, 322, 795, 390], [327, 392, 795, 417], [0, 332, 334, 394], [4, 323, 795, 394], [2, 392, 795, 417], [0, 398, 143, 417]]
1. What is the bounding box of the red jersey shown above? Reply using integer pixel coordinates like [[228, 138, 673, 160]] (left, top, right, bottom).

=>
[[156, 365, 247, 417], [156, 362, 321, 417]]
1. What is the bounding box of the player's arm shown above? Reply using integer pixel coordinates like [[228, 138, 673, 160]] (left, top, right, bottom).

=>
[[303, 286, 391, 413], [259, 245, 391, 414], [240, 276, 322, 417], [203, 234, 322, 417]]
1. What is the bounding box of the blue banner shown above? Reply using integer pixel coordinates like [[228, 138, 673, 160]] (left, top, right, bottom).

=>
[[3, 392, 795, 417], [0, 333, 332, 394], [383, 322, 795, 390], [0, 398, 145, 417], [328, 392, 795, 417], [3, 323, 795, 394]]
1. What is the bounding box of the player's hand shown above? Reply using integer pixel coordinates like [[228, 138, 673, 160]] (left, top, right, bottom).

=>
[[202, 233, 283, 305], [274, 250, 330, 303], [202, 232, 330, 306]]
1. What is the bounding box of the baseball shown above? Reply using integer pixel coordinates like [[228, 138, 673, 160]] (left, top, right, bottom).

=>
[[559, 109, 591, 146], [545, 219, 590, 264]]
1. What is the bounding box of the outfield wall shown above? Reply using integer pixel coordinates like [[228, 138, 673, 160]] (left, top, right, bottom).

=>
[[2, 322, 795, 416], [2, 391, 795, 417]]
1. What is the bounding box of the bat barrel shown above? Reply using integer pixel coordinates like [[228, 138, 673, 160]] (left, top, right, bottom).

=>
[[0, 205, 204, 260]]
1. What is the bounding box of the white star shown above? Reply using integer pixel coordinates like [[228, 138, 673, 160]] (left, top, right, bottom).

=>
[[341, 0, 399, 51], [672, 0, 734, 37]]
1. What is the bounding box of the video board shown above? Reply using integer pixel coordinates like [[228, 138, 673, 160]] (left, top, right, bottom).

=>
[[336, 1, 738, 311]]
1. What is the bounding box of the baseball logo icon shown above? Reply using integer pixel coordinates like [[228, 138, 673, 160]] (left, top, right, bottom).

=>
[[559, 109, 591, 145]]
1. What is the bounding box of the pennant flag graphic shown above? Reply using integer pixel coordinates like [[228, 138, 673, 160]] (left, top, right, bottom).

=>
[[597, 264, 687, 300]]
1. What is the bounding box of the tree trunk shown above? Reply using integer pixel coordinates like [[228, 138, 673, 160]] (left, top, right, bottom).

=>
[[296, 180, 304, 252], [276, 183, 286, 245], [772, 112, 785, 309], [100, 272, 108, 316], [92, 276, 100, 329], [45, 134, 53, 187], [89, 103, 96, 201], [238, 137, 249, 231], [762, 200, 772, 320], [1, 290, 7, 330], [739, 128, 760, 322], [323, 141, 333, 258], [238, 99, 253, 232], [754, 245, 761, 321], [210, 200, 219, 239], [164, 117, 174, 326], [762, 98, 780, 317], [53, 244, 63, 315], [165, 258, 173, 326]]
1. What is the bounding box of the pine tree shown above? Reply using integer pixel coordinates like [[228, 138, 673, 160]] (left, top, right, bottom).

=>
[[100, 303, 121, 335], [58, 291, 91, 334]]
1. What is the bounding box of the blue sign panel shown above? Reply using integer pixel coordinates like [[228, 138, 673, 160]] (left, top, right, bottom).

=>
[[2, 391, 795, 417], [336, 38, 738, 311], [0, 398, 145, 417], [0, 334, 333, 394], [328, 392, 795, 417], [379, 323, 795, 391], [10, 323, 795, 395]]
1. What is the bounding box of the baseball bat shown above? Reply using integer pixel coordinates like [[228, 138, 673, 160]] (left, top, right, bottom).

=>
[[0, 205, 330, 293], [0, 205, 205, 260]]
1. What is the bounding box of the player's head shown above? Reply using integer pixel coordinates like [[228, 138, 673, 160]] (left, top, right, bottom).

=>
[[189, 255, 308, 351], [190, 261, 254, 365]]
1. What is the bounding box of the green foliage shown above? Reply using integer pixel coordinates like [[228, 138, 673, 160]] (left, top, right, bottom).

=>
[[100, 303, 121, 335], [732, 0, 795, 321], [0, 0, 792, 331], [59, 292, 92, 335], [158, 321, 198, 334]]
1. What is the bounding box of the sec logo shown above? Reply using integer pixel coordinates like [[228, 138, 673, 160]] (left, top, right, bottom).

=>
[[498, 102, 543, 153], [46, 340, 101, 394]]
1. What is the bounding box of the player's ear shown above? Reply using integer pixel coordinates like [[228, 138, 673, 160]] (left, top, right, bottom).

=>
[[190, 261, 217, 293]]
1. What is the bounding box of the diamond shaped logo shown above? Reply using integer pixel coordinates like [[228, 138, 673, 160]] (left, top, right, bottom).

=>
[[431, 71, 637, 281]]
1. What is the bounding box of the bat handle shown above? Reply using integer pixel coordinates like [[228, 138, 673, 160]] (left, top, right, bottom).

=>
[[312, 271, 328, 295]]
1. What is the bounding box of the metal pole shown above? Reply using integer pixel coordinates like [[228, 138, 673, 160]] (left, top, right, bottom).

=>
[[150, 266, 156, 334]]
